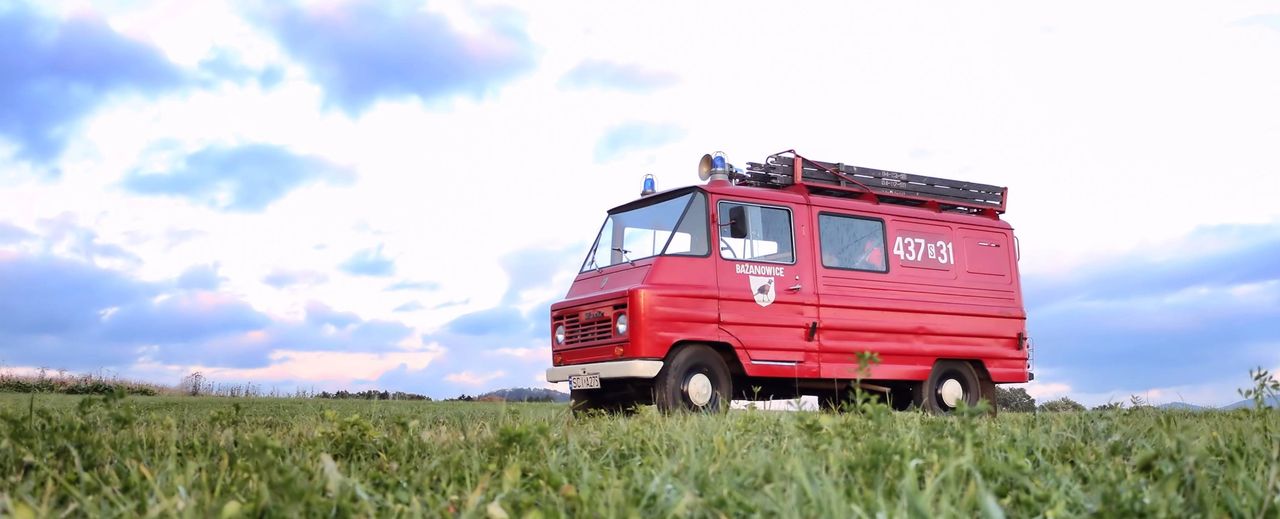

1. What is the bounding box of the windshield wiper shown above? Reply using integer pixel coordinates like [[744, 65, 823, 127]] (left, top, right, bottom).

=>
[[611, 247, 635, 265]]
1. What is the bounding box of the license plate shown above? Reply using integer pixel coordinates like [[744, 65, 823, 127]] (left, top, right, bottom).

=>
[[569, 374, 600, 390]]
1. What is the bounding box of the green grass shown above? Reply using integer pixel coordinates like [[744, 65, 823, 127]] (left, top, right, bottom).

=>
[[1, 393, 1277, 518]]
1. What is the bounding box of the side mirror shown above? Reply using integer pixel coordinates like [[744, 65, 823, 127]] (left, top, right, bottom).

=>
[[728, 206, 749, 239]]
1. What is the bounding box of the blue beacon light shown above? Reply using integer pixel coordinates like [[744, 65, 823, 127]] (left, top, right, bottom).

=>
[[641, 174, 656, 196], [712, 153, 727, 171]]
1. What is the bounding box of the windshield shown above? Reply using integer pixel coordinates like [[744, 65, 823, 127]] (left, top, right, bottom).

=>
[[581, 191, 708, 272]]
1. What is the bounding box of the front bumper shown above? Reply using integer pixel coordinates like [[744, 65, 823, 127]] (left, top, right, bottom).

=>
[[545, 360, 664, 383]]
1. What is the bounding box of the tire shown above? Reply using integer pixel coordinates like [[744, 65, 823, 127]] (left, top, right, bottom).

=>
[[653, 345, 732, 413], [979, 376, 998, 417], [914, 360, 983, 414]]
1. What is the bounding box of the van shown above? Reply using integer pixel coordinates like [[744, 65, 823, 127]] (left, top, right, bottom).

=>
[[546, 150, 1031, 414]]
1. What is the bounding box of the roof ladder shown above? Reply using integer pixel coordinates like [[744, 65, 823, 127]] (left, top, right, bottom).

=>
[[739, 150, 1007, 217]]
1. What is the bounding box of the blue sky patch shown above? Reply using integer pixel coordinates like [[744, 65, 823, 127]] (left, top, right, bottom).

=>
[[0, 4, 185, 164], [251, 2, 536, 114], [340, 245, 395, 277], [560, 60, 678, 93], [123, 144, 353, 212], [594, 122, 685, 162]]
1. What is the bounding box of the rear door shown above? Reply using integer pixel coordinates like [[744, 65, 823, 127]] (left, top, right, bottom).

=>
[[713, 197, 818, 373]]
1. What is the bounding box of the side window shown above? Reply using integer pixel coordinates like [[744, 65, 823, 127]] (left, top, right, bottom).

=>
[[717, 202, 794, 264], [819, 213, 888, 272]]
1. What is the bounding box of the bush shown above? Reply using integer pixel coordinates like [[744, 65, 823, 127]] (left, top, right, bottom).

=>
[[314, 390, 430, 401], [0, 369, 165, 396], [1039, 396, 1086, 413], [994, 386, 1036, 412]]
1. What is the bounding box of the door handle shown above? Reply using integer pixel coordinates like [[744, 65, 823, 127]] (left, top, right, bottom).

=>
[[787, 284, 803, 291]]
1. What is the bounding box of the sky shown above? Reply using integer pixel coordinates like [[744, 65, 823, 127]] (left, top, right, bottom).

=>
[[1, 0, 1278, 406]]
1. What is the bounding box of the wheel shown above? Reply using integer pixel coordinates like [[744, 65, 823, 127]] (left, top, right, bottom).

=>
[[654, 345, 732, 413], [914, 360, 983, 414], [980, 377, 998, 417]]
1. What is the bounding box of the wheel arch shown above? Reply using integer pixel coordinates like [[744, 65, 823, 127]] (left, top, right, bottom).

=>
[[668, 340, 747, 378]]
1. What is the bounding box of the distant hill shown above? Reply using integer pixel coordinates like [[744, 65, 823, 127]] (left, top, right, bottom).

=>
[[480, 387, 570, 402], [1156, 402, 1207, 411], [1222, 395, 1280, 410]]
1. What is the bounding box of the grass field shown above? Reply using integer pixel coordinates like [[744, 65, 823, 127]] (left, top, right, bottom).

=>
[[1, 393, 1278, 518]]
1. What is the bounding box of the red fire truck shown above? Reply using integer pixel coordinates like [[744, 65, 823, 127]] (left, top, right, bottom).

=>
[[546, 150, 1031, 414]]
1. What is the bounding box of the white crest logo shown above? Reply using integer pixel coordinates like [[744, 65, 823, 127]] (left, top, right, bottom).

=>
[[748, 276, 775, 307]]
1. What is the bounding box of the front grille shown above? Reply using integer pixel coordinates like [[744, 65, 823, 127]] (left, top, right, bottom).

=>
[[558, 303, 626, 346], [564, 316, 611, 345]]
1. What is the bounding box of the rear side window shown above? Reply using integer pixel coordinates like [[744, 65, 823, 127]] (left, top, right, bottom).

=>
[[717, 202, 794, 264], [819, 214, 888, 272]]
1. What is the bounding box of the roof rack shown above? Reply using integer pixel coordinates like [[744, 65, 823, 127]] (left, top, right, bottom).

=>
[[739, 150, 1006, 217]]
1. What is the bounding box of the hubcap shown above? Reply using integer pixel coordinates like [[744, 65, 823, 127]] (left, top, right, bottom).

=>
[[938, 378, 964, 408], [686, 373, 713, 407]]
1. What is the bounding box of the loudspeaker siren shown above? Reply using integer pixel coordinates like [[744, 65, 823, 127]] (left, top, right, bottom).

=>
[[698, 154, 714, 181]]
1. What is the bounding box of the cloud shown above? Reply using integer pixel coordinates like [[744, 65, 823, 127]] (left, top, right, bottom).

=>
[[36, 214, 139, 264], [444, 370, 506, 386], [1026, 223, 1280, 395], [123, 144, 353, 212], [101, 292, 269, 344], [195, 48, 284, 89], [393, 301, 423, 313], [203, 348, 443, 386], [1235, 14, 1280, 32], [385, 280, 439, 291], [594, 121, 685, 162], [305, 301, 360, 329], [388, 245, 580, 397], [1017, 381, 1072, 400], [445, 307, 528, 336], [262, 269, 329, 288], [1026, 223, 1280, 304], [498, 244, 581, 304], [0, 251, 425, 372], [490, 347, 546, 361], [250, 2, 535, 114], [434, 299, 470, 310], [0, 222, 34, 244], [340, 244, 395, 276], [0, 4, 185, 163], [0, 253, 154, 338], [560, 60, 677, 92], [177, 264, 222, 290]]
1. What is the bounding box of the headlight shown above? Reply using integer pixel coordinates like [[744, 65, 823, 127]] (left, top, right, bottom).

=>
[[554, 324, 566, 345], [615, 314, 628, 335]]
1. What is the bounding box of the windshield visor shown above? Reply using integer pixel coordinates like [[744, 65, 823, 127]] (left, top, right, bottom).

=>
[[581, 191, 708, 272]]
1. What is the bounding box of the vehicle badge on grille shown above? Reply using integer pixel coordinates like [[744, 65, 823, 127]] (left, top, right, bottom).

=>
[[600, 276, 608, 289]]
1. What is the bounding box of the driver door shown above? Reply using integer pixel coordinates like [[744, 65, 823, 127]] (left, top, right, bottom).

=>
[[713, 198, 819, 375]]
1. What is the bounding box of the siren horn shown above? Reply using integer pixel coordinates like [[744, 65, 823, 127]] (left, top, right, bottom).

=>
[[698, 154, 714, 181]]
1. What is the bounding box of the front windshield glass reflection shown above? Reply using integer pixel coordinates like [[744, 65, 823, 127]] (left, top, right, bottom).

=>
[[581, 192, 707, 272]]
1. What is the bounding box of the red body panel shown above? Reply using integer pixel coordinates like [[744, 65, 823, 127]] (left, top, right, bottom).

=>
[[550, 180, 1030, 385]]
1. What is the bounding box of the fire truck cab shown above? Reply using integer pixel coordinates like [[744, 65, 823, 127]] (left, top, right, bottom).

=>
[[546, 150, 1031, 414]]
